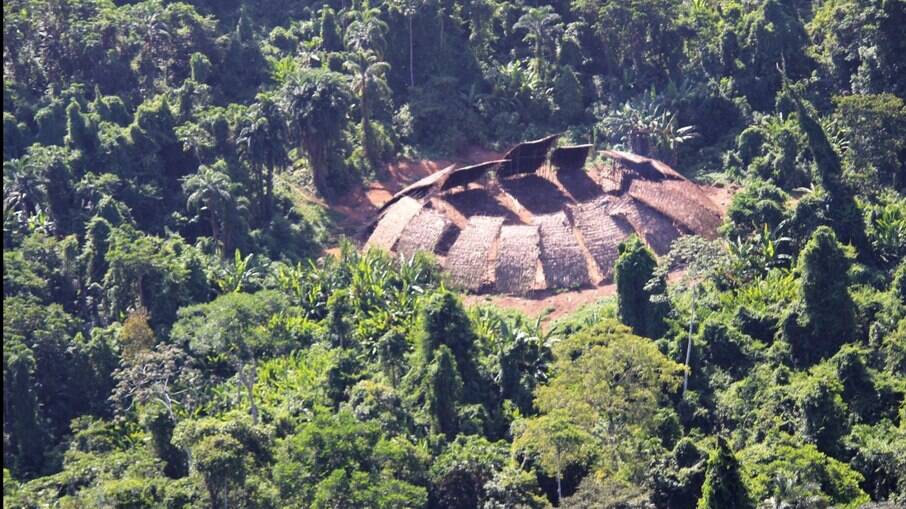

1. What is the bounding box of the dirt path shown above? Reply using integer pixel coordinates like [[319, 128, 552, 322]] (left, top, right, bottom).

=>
[[462, 283, 618, 323]]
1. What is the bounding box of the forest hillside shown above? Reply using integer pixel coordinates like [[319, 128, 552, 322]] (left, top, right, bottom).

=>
[[3, 0, 906, 508]]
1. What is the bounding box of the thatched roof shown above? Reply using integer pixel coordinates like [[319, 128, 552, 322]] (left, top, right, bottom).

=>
[[610, 196, 682, 255], [362, 142, 726, 294], [497, 134, 560, 178], [440, 160, 509, 191], [378, 164, 456, 213], [395, 208, 454, 258], [626, 178, 721, 237], [601, 149, 684, 181], [535, 212, 590, 289], [555, 168, 603, 202], [550, 144, 592, 171], [569, 196, 634, 281], [500, 174, 572, 215], [444, 188, 522, 224], [446, 216, 504, 292], [495, 224, 541, 295], [365, 196, 423, 251]]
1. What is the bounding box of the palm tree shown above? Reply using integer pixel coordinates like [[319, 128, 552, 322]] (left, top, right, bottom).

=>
[[280, 68, 353, 201], [135, 10, 174, 94], [513, 5, 564, 85], [761, 472, 826, 509], [182, 164, 234, 254], [3, 158, 44, 217], [237, 94, 288, 221], [344, 50, 390, 168], [344, 0, 389, 56]]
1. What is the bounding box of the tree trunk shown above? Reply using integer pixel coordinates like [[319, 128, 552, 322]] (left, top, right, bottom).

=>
[[408, 14, 415, 88], [209, 205, 223, 255], [683, 287, 696, 394], [556, 450, 562, 506], [439, 9, 445, 49], [305, 139, 333, 201], [361, 68, 372, 166], [244, 359, 259, 425], [265, 162, 274, 220], [536, 39, 543, 83]]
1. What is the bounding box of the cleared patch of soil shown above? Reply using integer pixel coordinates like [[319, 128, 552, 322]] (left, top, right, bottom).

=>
[[461, 270, 687, 324], [462, 283, 617, 323]]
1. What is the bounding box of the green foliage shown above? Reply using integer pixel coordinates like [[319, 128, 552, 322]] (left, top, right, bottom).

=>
[[845, 421, 906, 503], [696, 437, 754, 509], [429, 434, 511, 508], [3, 1, 906, 507], [834, 94, 906, 191], [615, 235, 666, 338], [724, 179, 790, 239], [738, 433, 870, 508], [273, 410, 427, 507], [513, 409, 592, 505], [533, 320, 683, 485], [785, 226, 856, 365], [864, 191, 906, 266]]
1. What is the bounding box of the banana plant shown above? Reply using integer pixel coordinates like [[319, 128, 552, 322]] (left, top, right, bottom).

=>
[[727, 222, 793, 282], [216, 248, 266, 294], [866, 195, 906, 264]]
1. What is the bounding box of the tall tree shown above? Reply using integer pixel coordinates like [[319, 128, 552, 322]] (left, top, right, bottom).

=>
[[237, 94, 288, 221], [388, 0, 423, 88], [344, 50, 390, 168], [513, 410, 591, 505], [786, 226, 855, 365], [513, 5, 564, 85], [614, 235, 664, 338], [280, 68, 353, 201], [344, 0, 389, 56], [182, 163, 235, 254], [696, 437, 754, 509]]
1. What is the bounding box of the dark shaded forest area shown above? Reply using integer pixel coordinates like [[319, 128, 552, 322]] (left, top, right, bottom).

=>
[[3, 0, 905, 507]]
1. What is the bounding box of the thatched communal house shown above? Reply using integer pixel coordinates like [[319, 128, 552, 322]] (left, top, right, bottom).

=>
[[364, 136, 723, 295]]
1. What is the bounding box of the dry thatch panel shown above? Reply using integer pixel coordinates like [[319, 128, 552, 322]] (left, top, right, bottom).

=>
[[378, 164, 456, 213], [535, 212, 589, 289], [610, 196, 681, 255], [495, 225, 541, 294], [601, 150, 684, 181], [550, 144, 592, 171], [395, 208, 454, 258], [569, 196, 634, 281], [446, 216, 504, 291], [497, 134, 560, 178], [556, 168, 603, 202], [627, 178, 721, 237], [440, 160, 509, 191], [365, 196, 423, 251], [500, 174, 572, 215]]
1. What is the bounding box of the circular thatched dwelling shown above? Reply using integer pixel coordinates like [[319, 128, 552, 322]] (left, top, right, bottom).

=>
[[362, 135, 723, 295]]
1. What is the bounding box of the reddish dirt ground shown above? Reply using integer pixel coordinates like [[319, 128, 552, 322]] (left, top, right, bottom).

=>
[[462, 283, 618, 322], [461, 270, 689, 324]]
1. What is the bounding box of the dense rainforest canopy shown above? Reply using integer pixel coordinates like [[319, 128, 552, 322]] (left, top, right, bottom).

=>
[[3, 0, 906, 507]]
